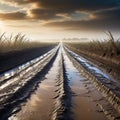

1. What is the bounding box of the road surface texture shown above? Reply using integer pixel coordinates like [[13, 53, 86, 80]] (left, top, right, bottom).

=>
[[0, 43, 120, 120]]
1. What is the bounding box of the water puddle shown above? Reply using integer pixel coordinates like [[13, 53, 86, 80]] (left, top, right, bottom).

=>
[[63, 49, 107, 120]]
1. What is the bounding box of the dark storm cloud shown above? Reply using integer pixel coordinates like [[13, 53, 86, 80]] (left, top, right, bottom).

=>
[[36, 0, 120, 12], [93, 7, 120, 20], [44, 9, 120, 31], [29, 8, 64, 20], [0, 11, 27, 20], [2, 0, 120, 11], [42, 4, 120, 31], [1, 0, 120, 30], [27, 0, 120, 21]]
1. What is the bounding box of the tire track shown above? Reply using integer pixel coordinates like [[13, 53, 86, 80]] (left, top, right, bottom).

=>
[[0, 46, 59, 120]]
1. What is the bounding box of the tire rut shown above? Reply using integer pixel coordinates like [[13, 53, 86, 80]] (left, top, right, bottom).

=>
[[0, 46, 59, 120]]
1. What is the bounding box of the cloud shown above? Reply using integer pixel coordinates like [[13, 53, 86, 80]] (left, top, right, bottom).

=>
[[0, 11, 27, 20], [36, 0, 120, 12], [43, 6, 120, 31], [28, 8, 63, 20], [44, 16, 120, 31], [93, 7, 120, 20], [0, 0, 120, 31], [1, 0, 120, 20], [2, 0, 120, 11], [1, 0, 32, 6]]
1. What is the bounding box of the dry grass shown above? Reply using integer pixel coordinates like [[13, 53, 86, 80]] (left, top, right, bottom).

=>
[[65, 32, 120, 81], [0, 33, 29, 52], [0, 33, 57, 53], [66, 32, 120, 57]]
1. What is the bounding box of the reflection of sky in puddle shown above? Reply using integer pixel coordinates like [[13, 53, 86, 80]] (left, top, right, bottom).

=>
[[29, 94, 42, 107], [63, 49, 85, 90], [8, 116, 18, 120], [39, 83, 53, 90]]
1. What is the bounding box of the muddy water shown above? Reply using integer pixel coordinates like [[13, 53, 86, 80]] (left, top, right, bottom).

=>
[[63, 50, 107, 120], [8, 46, 108, 120], [8, 50, 61, 120]]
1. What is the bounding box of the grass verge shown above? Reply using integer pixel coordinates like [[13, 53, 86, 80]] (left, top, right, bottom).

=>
[[0, 33, 57, 53]]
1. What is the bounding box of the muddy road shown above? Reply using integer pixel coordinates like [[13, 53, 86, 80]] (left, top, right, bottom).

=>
[[0, 44, 120, 120]]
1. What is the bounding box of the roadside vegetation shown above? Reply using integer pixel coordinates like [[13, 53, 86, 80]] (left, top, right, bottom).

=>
[[65, 32, 120, 81], [66, 32, 120, 57], [0, 33, 57, 53]]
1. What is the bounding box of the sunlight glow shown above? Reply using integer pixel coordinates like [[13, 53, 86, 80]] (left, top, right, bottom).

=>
[[0, 21, 4, 29]]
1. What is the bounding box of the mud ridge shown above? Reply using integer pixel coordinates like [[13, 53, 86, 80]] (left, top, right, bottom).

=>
[[50, 52, 73, 120]]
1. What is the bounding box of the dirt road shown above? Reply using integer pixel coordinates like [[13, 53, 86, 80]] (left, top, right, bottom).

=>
[[0, 44, 120, 120]]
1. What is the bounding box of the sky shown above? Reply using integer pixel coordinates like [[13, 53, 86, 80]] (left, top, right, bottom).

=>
[[0, 0, 120, 41]]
